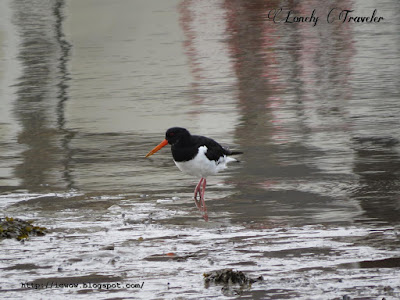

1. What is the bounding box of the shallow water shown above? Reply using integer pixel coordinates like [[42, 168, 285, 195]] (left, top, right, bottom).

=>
[[1, 0, 399, 299]]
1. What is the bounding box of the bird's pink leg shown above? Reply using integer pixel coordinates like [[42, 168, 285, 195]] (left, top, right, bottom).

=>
[[194, 178, 204, 209], [193, 178, 208, 221], [201, 178, 207, 209], [200, 178, 208, 221]]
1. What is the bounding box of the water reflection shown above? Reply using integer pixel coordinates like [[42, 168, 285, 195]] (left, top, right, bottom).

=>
[[178, 0, 240, 134], [11, 0, 73, 191], [352, 137, 400, 223], [0, 0, 397, 226], [0, 0, 398, 226], [1, 0, 400, 299], [212, 0, 364, 224]]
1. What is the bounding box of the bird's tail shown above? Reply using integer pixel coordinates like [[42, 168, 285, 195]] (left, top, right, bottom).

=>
[[230, 151, 243, 155], [227, 151, 243, 163]]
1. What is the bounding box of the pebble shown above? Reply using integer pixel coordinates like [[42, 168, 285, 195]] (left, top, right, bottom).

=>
[[156, 199, 173, 203]]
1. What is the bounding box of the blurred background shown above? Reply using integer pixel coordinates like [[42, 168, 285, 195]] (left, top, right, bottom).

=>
[[0, 0, 399, 299]]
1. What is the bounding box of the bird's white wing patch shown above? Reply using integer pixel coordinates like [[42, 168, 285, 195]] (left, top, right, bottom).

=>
[[198, 145, 208, 154], [174, 145, 236, 178]]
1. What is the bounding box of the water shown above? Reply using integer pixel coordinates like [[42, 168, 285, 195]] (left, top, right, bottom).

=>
[[1, 0, 399, 299]]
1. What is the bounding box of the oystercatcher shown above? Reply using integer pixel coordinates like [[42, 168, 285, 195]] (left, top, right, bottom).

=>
[[145, 127, 242, 220]]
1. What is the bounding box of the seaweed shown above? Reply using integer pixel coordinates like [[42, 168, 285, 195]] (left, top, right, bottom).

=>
[[204, 268, 264, 296], [0, 217, 47, 241], [204, 268, 263, 286]]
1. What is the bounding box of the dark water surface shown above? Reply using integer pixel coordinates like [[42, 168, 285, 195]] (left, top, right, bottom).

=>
[[1, 0, 399, 299]]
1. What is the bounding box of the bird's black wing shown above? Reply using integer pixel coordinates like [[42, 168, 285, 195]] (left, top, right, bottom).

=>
[[192, 135, 242, 162]]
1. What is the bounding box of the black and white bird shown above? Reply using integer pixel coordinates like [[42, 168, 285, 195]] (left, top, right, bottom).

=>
[[145, 127, 242, 221]]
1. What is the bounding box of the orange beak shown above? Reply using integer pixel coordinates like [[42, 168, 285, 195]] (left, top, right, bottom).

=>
[[145, 139, 168, 158]]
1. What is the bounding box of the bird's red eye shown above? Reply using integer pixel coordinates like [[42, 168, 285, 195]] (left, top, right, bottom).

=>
[[169, 132, 174, 136]]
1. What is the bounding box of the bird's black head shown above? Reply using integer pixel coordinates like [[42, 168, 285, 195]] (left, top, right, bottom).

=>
[[165, 127, 191, 145]]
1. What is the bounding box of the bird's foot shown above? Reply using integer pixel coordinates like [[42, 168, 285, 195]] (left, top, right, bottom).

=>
[[193, 178, 208, 221], [198, 194, 208, 221]]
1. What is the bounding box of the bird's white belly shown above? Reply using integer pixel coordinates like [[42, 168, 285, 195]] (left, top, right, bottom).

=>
[[173, 146, 235, 178]]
